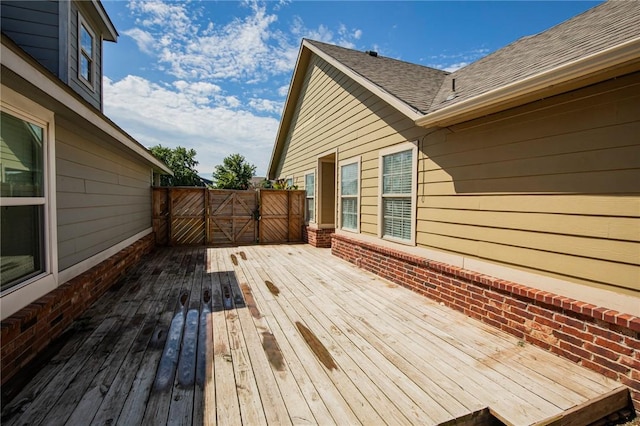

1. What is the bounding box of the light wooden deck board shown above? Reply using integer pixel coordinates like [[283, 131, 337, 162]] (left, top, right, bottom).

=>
[[1, 245, 628, 426]]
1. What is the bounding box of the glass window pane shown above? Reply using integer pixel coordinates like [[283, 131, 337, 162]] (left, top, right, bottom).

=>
[[305, 174, 314, 197], [81, 25, 93, 55], [383, 150, 412, 195], [341, 163, 358, 196], [306, 199, 315, 222], [383, 198, 411, 240], [342, 198, 357, 230], [1, 205, 44, 291], [1, 111, 44, 197], [80, 54, 91, 82]]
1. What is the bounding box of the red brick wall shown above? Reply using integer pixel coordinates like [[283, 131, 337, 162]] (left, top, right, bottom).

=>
[[0, 233, 155, 386], [331, 233, 640, 409], [303, 226, 334, 248]]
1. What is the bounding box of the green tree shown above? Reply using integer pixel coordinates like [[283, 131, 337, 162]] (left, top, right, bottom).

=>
[[212, 154, 256, 190], [150, 145, 203, 187]]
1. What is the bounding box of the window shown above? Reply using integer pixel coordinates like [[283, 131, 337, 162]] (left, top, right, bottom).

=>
[[78, 15, 95, 88], [340, 159, 359, 232], [1, 110, 46, 292], [379, 143, 417, 244], [305, 172, 315, 222]]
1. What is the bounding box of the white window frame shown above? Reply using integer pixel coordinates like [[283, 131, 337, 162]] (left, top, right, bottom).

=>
[[77, 12, 96, 90], [339, 156, 360, 233], [378, 141, 418, 246], [304, 170, 316, 224], [284, 175, 294, 189], [1, 86, 58, 319]]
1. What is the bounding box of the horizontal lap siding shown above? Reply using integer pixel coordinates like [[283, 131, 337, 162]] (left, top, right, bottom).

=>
[[56, 124, 152, 271], [276, 54, 639, 299], [0, 1, 59, 76], [276, 56, 423, 228], [416, 72, 640, 296]]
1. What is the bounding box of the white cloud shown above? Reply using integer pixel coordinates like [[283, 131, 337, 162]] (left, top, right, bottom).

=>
[[122, 28, 155, 55], [425, 48, 490, 71], [443, 62, 470, 72], [248, 98, 284, 114], [277, 85, 290, 97], [124, 0, 297, 82], [105, 0, 366, 177], [104, 75, 279, 176]]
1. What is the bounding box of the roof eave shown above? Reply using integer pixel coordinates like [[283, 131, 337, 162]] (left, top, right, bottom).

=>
[[416, 37, 640, 129], [92, 0, 118, 42], [1, 36, 171, 175]]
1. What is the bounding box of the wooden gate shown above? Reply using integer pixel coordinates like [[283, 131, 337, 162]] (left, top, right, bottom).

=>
[[153, 188, 305, 246], [209, 190, 257, 245], [259, 190, 305, 243]]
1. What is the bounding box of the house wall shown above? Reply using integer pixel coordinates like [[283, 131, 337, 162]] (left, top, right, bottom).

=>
[[417, 71, 640, 300], [0, 1, 60, 76], [67, 1, 102, 110], [275, 54, 424, 222], [275, 54, 639, 306], [56, 118, 152, 271]]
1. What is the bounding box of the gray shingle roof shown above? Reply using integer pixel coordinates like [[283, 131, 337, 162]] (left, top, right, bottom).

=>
[[304, 1, 639, 118], [429, 0, 640, 113], [305, 39, 449, 114]]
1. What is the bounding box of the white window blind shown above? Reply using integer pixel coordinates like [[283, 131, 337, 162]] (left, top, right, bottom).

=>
[[340, 162, 358, 231], [382, 149, 412, 240], [305, 173, 315, 222]]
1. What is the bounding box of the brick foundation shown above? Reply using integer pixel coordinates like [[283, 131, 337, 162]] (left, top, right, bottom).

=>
[[0, 233, 155, 386], [331, 233, 640, 410], [303, 226, 334, 248]]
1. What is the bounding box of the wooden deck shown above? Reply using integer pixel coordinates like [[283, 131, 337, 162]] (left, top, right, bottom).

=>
[[1, 245, 629, 425]]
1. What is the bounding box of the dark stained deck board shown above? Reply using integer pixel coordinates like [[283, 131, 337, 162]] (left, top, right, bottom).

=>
[[1, 245, 629, 426]]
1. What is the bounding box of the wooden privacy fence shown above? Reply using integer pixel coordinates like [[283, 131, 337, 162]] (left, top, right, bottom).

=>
[[152, 187, 305, 246]]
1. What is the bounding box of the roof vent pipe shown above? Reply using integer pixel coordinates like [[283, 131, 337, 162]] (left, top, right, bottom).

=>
[[366, 50, 378, 57], [452, 78, 456, 92]]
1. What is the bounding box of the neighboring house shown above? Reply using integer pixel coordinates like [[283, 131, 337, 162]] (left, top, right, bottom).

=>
[[1, 0, 171, 383], [269, 1, 640, 406]]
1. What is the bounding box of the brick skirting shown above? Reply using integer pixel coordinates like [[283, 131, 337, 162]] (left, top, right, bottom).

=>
[[331, 233, 640, 409], [303, 226, 334, 248], [1, 233, 155, 386]]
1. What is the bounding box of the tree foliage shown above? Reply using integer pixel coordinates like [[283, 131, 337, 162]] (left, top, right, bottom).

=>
[[212, 153, 256, 190], [150, 145, 203, 187]]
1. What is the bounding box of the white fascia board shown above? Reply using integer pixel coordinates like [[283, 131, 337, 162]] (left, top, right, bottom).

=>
[[416, 37, 640, 128], [267, 42, 309, 179], [2, 43, 172, 175], [304, 40, 424, 122]]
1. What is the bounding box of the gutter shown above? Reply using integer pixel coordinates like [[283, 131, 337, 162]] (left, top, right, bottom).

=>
[[415, 36, 640, 128]]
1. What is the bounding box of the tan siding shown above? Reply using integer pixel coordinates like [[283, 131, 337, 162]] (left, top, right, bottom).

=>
[[417, 72, 640, 294], [277, 51, 640, 297], [56, 124, 152, 270]]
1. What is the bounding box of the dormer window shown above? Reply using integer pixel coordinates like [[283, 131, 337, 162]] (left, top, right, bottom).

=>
[[78, 14, 95, 89]]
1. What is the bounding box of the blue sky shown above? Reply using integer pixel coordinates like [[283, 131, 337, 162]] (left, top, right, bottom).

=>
[[101, 0, 602, 178]]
